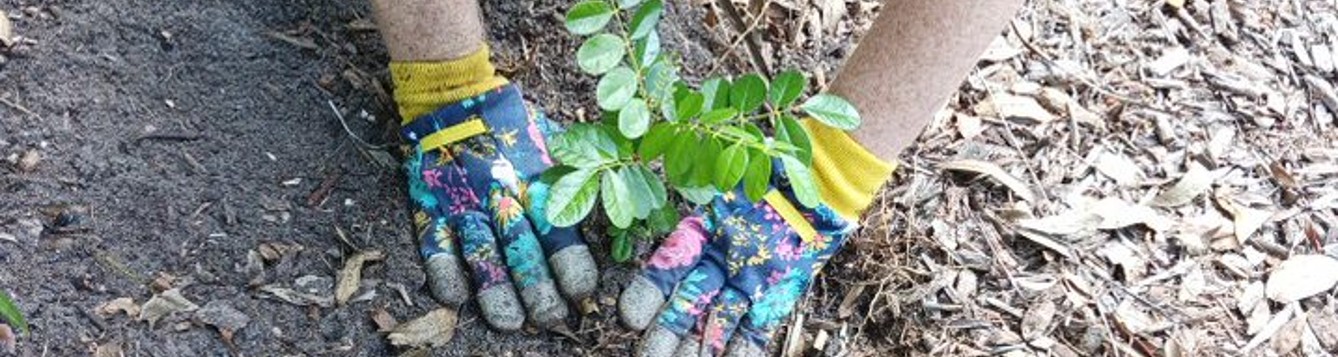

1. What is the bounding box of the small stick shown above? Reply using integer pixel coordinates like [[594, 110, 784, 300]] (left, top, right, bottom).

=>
[[0, 95, 40, 120], [327, 100, 388, 150]]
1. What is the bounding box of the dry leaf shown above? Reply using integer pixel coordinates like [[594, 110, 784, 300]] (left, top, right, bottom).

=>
[[0, 13, 12, 47], [1215, 195, 1272, 242], [1147, 47, 1190, 76], [1089, 198, 1174, 232], [1094, 150, 1142, 186], [258, 284, 333, 308], [388, 308, 458, 348], [97, 297, 141, 318], [941, 160, 1037, 202], [956, 114, 984, 139], [1151, 163, 1213, 207], [139, 288, 199, 327], [1271, 312, 1307, 355], [974, 93, 1056, 123], [372, 307, 398, 332], [1265, 254, 1338, 303], [93, 342, 122, 357], [980, 36, 1022, 62], [336, 250, 385, 306], [1021, 299, 1055, 339], [194, 301, 250, 334]]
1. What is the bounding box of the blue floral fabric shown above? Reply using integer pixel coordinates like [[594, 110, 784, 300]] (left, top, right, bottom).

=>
[[637, 160, 856, 354], [401, 84, 586, 295]]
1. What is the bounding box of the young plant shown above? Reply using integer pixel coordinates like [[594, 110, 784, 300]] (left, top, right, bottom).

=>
[[0, 289, 27, 348], [548, 0, 862, 260]]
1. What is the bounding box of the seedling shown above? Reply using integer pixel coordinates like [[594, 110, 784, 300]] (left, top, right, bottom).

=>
[[549, 0, 862, 261]]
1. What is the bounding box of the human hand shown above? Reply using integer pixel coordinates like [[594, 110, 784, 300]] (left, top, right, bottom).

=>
[[400, 84, 598, 331], [618, 160, 857, 357]]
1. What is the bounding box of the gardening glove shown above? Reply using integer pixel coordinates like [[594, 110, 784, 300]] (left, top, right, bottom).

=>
[[619, 120, 895, 357], [394, 45, 598, 331]]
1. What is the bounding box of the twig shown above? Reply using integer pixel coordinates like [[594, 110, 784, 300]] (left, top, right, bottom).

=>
[[707, 0, 775, 76], [327, 100, 388, 150], [0, 95, 40, 120], [133, 133, 204, 145]]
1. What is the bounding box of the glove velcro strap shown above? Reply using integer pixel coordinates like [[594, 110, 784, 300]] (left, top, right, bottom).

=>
[[400, 84, 527, 153], [762, 190, 819, 243], [417, 118, 489, 153]]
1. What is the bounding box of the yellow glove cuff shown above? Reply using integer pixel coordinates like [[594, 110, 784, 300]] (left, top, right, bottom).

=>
[[389, 44, 510, 123], [802, 119, 897, 221]]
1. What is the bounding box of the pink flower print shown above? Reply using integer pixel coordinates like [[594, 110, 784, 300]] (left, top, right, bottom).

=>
[[705, 319, 727, 351], [422, 169, 445, 188], [766, 267, 792, 286], [775, 240, 802, 261], [647, 217, 708, 270], [761, 205, 781, 223], [525, 115, 554, 166]]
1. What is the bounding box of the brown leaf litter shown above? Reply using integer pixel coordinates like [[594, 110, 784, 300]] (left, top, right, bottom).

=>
[[805, 0, 1338, 355]]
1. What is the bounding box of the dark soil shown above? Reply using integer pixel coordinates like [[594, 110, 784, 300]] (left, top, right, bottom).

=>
[[0, 0, 870, 355]]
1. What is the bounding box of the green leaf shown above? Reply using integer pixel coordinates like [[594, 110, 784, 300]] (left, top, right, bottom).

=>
[[601, 168, 635, 228], [0, 289, 28, 336], [676, 186, 718, 205], [538, 165, 578, 185], [633, 31, 661, 69], [700, 77, 731, 110], [611, 232, 633, 262], [628, 0, 663, 40], [674, 92, 704, 120], [547, 168, 602, 227], [699, 107, 739, 124], [577, 34, 625, 75], [564, 0, 615, 35], [637, 122, 676, 160], [781, 155, 820, 208], [550, 125, 615, 168], [743, 149, 771, 202], [768, 70, 806, 107], [665, 133, 698, 186], [776, 114, 812, 164], [636, 164, 668, 209], [730, 74, 768, 113], [622, 166, 656, 218], [618, 98, 651, 138], [714, 143, 749, 191], [644, 60, 679, 104], [800, 93, 861, 130], [597, 66, 638, 110], [617, 0, 643, 10], [687, 138, 722, 187], [646, 205, 681, 235]]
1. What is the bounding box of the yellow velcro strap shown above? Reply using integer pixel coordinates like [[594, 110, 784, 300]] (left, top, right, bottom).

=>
[[802, 119, 897, 221], [390, 44, 510, 123], [764, 190, 819, 243], [418, 118, 489, 153]]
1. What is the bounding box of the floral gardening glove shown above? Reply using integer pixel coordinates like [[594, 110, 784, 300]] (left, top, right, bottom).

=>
[[402, 84, 598, 330], [618, 160, 857, 357]]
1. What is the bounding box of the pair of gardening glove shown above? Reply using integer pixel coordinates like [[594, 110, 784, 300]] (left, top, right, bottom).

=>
[[394, 45, 894, 356]]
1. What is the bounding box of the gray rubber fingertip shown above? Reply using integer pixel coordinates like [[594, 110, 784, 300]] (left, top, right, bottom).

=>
[[724, 337, 767, 357], [549, 246, 599, 300], [519, 280, 568, 328], [477, 285, 525, 331], [673, 338, 704, 357], [639, 325, 682, 357], [425, 254, 470, 306], [619, 275, 665, 330]]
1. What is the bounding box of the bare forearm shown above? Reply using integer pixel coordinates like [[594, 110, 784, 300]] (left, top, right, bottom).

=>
[[372, 0, 487, 61], [831, 0, 1025, 161]]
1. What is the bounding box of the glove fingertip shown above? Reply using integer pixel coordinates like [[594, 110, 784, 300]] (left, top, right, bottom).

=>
[[619, 275, 665, 331]]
